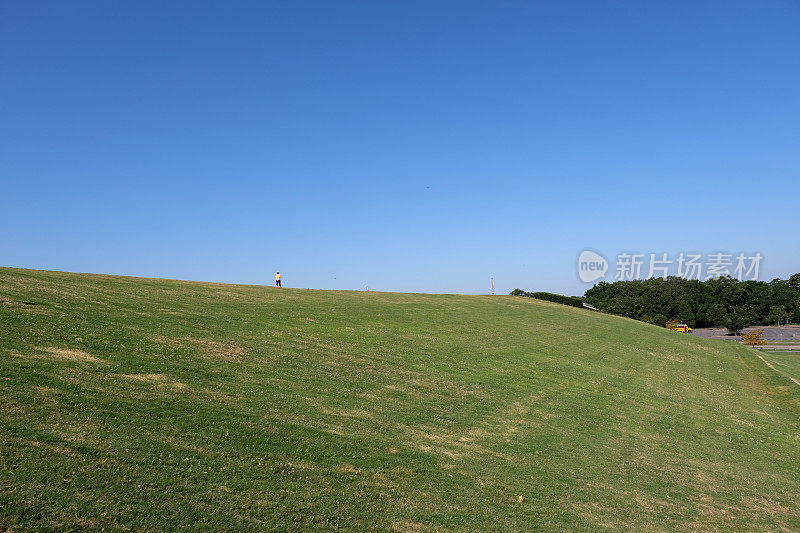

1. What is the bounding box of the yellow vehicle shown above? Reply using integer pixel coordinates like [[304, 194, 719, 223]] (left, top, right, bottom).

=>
[[670, 323, 693, 333]]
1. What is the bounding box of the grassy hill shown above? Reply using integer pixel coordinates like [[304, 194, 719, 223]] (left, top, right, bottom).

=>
[[2, 267, 799, 531]]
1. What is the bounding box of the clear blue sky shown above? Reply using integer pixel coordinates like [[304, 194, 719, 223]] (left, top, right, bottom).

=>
[[2, 1, 798, 295]]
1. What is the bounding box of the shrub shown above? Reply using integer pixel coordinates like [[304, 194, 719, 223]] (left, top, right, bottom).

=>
[[742, 329, 767, 347], [509, 290, 583, 308]]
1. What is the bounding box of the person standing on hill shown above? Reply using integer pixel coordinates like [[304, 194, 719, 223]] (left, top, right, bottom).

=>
[[275, 272, 281, 287]]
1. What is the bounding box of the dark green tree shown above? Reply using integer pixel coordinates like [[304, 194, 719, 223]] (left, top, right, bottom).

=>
[[707, 303, 727, 329], [726, 307, 754, 335], [789, 273, 800, 293], [766, 305, 789, 326]]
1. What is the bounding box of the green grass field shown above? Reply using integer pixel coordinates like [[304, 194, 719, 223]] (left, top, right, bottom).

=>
[[2, 267, 800, 531], [758, 350, 800, 385]]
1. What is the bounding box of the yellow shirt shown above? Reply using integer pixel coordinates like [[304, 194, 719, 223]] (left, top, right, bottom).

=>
[[276, 274, 281, 281]]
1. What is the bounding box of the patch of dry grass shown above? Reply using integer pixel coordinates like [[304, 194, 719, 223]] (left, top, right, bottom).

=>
[[34, 346, 102, 363], [118, 373, 187, 391], [155, 336, 244, 361]]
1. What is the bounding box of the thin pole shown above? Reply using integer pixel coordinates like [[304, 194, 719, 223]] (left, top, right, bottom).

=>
[[491, 277, 494, 295]]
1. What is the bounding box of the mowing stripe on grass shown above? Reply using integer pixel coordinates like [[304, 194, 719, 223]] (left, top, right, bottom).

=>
[[750, 349, 800, 388]]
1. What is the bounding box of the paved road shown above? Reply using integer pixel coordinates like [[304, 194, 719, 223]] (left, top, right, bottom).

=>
[[691, 325, 800, 343], [757, 345, 800, 351]]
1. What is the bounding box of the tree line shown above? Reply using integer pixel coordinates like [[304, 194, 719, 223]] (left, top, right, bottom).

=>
[[582, 274, 800, 333]]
